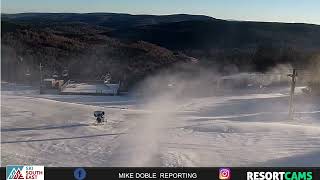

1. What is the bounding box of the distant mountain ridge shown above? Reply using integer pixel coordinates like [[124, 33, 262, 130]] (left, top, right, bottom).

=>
[[2, 13, 216, 29], [109, 19, 320, 50], [3, 13, 320, 50], [2, 13, 320, 87]]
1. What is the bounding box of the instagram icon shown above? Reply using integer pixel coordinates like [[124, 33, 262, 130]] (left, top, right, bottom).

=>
[[219, 168, 231, 180]]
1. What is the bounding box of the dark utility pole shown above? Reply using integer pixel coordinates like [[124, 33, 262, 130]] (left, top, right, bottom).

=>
[[40, 63, 43, 83], [39, 63, 43, 94], [288, 69, 297, 120]]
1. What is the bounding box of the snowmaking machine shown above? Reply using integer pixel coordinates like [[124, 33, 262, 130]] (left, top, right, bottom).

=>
[[94, 111, 105, 124]]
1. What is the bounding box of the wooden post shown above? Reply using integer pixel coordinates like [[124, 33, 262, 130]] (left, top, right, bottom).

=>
[[288, 69, 297, 120]]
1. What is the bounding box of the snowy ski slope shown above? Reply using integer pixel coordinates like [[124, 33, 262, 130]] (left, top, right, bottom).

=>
[[1, 82, 320, 166]]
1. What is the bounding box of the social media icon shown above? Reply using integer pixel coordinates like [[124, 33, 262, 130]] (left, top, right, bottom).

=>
[[74, 168, 86, 180], [219, 168, 231, 180]]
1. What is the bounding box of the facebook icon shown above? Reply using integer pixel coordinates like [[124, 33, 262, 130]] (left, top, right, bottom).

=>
[[74, 168, 87, 180]]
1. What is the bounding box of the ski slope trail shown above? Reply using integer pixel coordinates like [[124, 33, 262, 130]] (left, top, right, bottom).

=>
[[2, 83, 320, 166]]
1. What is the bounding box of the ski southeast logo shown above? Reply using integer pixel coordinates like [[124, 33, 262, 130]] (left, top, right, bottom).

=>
[[6, 166, 44, 180]]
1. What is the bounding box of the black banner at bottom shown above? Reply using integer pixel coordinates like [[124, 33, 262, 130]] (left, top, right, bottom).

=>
[[1, 167, 319, 180]]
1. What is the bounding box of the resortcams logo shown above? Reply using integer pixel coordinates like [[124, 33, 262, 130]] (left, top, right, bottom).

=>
[[247, 171, 313, 180], [6, 165, 44, 180], [219, 168, 231, 180]]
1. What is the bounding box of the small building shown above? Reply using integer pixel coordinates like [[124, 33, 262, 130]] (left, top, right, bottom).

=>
[[60, 80, 120, 96], [42, 78, 64, 89]]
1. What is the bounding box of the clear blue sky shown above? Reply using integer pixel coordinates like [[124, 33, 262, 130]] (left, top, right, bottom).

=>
[[2, 0, 320, 24]]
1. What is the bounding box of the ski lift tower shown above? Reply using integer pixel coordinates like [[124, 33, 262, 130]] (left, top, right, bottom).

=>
[[39, 63, 44, 94], [288, 69, 298, 120]]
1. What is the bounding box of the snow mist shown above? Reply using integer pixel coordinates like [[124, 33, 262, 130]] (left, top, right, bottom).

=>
[[122, 64, 221, 166]]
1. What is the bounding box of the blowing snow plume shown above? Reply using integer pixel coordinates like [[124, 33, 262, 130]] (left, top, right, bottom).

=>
[[108, 63, 224, 166], [305, 55, 320, 82], [111, 62, 298, 166], [100, 57, 320, 167]]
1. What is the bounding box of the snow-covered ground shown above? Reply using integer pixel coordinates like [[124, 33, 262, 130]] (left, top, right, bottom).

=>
[[1, 82, 320, 166], [61, 82, 119, 95]]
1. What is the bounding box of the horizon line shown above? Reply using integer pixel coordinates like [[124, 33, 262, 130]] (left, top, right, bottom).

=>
[[2, 11, 320, 26]]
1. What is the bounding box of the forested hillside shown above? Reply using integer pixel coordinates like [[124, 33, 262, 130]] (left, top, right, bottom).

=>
[[2, 13, 320, 89]]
